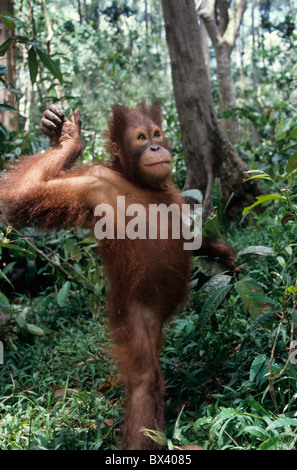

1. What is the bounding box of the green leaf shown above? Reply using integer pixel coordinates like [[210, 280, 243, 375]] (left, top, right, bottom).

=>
[[275, 117, 293, 141], [290, 127, 297, 139], [28, 47, 38, 84], [235, 279, 272, 319], [258, 435, 284, 450], [0, 64, 8, 75], [244, 170, 269, 175], [3, 243, 29, 254], [242, 425, 270, 440], [0, 103, 15, 111], [2, 12, 17, 29], [255, 194, 286, 203], [277, 255, 286, 269], [25, 259, 37, 282], [2, 87, 21, 94], [212, 178, 223, 206], [266, 417, 297, 430], [268, 108, 276, 123], [286, 151, 297, 174], [201, 274, 232, 293], [140, 428, 167, 446], [2, 12, 24, 30], [242, 194, 286, 216], [203, 209, 223, 239], [0, 291, 10, 306], [14, 35, 31, 44], [249, 354, 266, 383], [0, 37, 12, 57], [180, 189, 203, 203], [285, 285, 297, 294], [27, 324, 45, 336], [89, 293, 100, 316], [196, 257, 229, 277], [224, 192, 235, 213], [243, 175, 273, 183], [197, 284, 232, 331], [57, 281, 70, 308], [15, 314, 27, 330], [236, 245, 274, 271], [36, 48, 63, 83], [194, 416, 213, 430], [236, 245, 274, 259], [0, 269, 13, 287], [209, 408, 237, 443]]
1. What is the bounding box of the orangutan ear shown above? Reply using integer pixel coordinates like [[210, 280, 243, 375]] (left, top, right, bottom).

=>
[[111, 142, 120, 157]]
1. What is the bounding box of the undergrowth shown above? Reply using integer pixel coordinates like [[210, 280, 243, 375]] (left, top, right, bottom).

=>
[[1, 192, 297, 450]]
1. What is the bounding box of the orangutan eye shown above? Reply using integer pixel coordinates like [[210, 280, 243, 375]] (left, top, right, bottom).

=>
[[138, 134, 146, 140], [154, 131, 161, 138]]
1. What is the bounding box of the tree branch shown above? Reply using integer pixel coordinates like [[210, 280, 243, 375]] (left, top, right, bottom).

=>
[[223, 0, 247, 49], [199, 1, 222, 49], [11, 228, 96, 293], [217, 0, 231, 35]]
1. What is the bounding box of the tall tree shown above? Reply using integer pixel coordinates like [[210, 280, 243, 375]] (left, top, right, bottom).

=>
[[161, 0, 260, 217], [198, 0, 247, 144], [0, 0, 18, 132]]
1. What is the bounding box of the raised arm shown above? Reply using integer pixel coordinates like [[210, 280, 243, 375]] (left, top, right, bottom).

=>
[[8, 105, 83, 189], [0, 106, 112, 230]]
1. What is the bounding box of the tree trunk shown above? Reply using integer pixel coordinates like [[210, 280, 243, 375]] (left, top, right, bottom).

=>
[[0, 0, 18, 132], [251, 0, 261, 147], [199, 0, 247, 144], [199, 14, 211, 83], [161, 0, 260, 217], [215, 41, 239, 142]]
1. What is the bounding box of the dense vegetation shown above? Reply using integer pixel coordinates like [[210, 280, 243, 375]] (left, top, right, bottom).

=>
[[1, 0, 297, 450]]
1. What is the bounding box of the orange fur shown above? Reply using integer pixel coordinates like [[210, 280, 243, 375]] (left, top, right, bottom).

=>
[[0, 104, 234, 450], [0, 105, 191, 450]]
